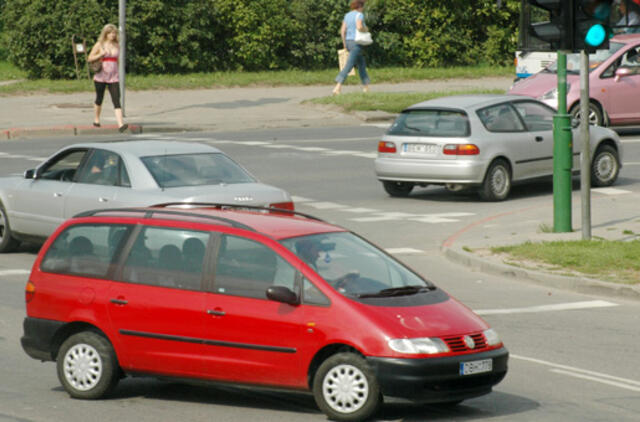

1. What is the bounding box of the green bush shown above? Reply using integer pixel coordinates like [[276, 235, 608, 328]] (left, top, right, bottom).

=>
[[1, 0, 519, 78]]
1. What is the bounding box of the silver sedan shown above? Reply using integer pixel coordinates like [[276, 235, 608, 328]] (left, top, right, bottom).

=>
[[0, 140, 293, 252], [374, 95, 623, 200]]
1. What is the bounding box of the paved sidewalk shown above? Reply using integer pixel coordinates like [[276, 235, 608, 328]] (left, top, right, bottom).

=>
[[0, 77, 513, 139]]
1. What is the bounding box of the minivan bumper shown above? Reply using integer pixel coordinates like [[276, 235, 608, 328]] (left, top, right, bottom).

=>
[[367, 347, 508, 402], [21, 317, 64, 362]]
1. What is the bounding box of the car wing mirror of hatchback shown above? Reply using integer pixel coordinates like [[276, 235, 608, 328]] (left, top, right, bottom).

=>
[[614, 67, 633, 82], [266, 286, 299, 306]]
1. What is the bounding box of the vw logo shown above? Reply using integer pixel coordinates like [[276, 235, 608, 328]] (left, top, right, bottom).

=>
[[463, 335, 476, 349], [233, 196, 253, 202]]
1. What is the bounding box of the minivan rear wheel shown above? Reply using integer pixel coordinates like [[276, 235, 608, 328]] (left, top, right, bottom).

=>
[[57, 331, 119, 399], [382, 181, 414, 197], [313, 353, 381, 422]]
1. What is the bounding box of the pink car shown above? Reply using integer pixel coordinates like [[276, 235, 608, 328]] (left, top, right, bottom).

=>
[[509, 34, 640, 126]]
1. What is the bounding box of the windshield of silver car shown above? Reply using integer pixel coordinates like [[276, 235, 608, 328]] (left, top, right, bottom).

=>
[[387, 109, 470, 137], [141, 153, 256, 188]]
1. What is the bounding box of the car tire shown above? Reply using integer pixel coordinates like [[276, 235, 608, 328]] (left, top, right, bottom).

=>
[[479, 159, 511, 201], [591, 145, 620, 187], [0, 201, 20, 253], [570, 102, 604, 127], [56, 331, 120, 399], [313, 352, 381, 422], [382, 181, 414, 197]]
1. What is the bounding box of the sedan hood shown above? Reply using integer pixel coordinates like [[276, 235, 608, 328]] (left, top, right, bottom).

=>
[[148, 182, 291, 206]]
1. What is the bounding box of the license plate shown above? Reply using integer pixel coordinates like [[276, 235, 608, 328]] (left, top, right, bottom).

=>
[[460, 359, 492, 376], [403, 143, 438, 154]]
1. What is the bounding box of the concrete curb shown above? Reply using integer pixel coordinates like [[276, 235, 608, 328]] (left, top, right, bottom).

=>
[[353, 110, 396, 122], [443, 246, 640, 302], [0, 124, 199, 140]]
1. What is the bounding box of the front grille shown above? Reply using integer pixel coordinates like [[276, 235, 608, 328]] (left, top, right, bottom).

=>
[[442, 333, 488, 353]]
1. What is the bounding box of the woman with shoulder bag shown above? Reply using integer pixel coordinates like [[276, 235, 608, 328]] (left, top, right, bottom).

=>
[[332, 0, 371, 95], [88, 23, 128, 132]]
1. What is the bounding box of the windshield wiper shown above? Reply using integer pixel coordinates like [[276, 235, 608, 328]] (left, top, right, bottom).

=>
[[357, 285, 435, 299]]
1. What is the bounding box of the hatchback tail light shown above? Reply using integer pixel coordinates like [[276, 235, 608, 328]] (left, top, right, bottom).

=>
[[443, 144, 480, 155], [269, 201, 295, 211], [378, 141, 396, 153], [25, 281, 35, 303]]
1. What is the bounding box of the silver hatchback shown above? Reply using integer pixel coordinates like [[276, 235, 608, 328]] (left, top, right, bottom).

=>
[[374, 95, 623, 201]]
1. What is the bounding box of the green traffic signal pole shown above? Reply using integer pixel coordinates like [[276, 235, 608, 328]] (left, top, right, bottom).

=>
[[553, 51, 572, 233]]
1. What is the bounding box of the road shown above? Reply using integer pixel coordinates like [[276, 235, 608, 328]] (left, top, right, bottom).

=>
[[1, 127, 639, 421]]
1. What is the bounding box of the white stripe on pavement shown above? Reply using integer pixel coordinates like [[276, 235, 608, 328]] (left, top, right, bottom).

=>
[[385, 248, 424, 254], [0, 269, 30, 276], [592, 187, 632, 195], [550, 369, 640, 392], [474, 300, 617, 315]]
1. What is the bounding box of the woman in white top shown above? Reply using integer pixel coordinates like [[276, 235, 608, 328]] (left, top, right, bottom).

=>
[[332, 0, 371, 95]]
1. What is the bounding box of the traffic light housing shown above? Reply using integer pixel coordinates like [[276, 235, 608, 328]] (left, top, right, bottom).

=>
[[519, 0, 573, 52], [573, 0, 612, 52]]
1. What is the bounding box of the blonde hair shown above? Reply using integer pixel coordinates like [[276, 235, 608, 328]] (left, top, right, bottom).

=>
[[97, 24, 118, 44]]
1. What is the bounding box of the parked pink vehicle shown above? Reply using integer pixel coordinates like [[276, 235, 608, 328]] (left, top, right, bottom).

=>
[[509, 34, 640, 127]]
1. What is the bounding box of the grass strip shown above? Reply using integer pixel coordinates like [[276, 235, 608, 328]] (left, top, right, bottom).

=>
[[491, 240, 640, 284]]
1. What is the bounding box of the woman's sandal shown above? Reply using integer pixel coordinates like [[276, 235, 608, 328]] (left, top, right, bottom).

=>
[[332, 87, 341, 96], [92, 122, 101, 127], [118, 124, 128, 133]]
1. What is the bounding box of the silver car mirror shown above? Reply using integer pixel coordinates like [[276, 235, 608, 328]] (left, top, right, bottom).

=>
[[24, 169, 35, 179]]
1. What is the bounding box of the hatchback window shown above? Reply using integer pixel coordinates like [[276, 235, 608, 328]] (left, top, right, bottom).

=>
[[477, 103, 525, 132], [141, 153, 256, 188], [120, 227, 209, 290], [512, 101, 554, 132], [214, 235, 296, 299], [387, 109, 470, 137], [41, 224, 132, 278], [281, 232, 432, 298]]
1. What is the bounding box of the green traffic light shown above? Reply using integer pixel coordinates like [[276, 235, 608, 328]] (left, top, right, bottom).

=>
[[585, 23, 606, 47]]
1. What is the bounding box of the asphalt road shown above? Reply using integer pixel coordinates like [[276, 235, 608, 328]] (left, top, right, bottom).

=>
[[1, 127, 639, 421]]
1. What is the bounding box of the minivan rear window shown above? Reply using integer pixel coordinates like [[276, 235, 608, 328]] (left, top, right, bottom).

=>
[[387, 109, 470, 137]]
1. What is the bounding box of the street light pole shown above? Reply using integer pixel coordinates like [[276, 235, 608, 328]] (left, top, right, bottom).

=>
[[119, 0, 126, 116], [579, 49, 592, 240], [553, 51, 573, 233]]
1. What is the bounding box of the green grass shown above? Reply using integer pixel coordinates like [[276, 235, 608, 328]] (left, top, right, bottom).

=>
[[491, 240, 640, 284], [309, 89, 506, 114], [0, 63, 512, 96]]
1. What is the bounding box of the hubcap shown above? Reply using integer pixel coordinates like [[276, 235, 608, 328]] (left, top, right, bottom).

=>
[[322, 364, 369, 414], [595, 153, 616, 182], [63, 343, 103, 391], [490, 167, 509, 196]]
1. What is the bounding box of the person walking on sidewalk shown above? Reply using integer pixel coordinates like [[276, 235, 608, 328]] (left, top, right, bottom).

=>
[[88, 24, 128, 132], [332, 0, 371, 95]]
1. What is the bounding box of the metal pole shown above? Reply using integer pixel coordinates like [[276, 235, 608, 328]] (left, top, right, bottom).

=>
[[553, 51, 573, 233], [579, 50, 591, 240], [119, 0, 126, 116]]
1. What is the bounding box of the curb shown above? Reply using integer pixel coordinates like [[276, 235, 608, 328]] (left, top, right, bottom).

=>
[[0, 124, 198, 140], [353, 110, 396, 122], [443, 246, 640, 302]]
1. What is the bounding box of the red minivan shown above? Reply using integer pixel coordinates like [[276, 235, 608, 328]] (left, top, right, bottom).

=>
[[21, 205, 508, 421]]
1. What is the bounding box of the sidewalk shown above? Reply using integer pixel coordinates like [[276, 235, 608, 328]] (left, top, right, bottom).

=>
[[0, 77, 513, 139]]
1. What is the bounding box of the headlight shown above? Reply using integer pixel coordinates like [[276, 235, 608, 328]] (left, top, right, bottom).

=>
[[483, 329, 502, 346], [539, 84, 571, 101], [388, 337, 450, 354]]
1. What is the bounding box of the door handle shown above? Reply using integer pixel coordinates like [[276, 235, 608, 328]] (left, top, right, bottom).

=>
[[207, 309, 226, 316], [53, 192, 63, 197], [110, 298, 128, 305], [98, 197, 109, 202], [535, 136, 544, 142]]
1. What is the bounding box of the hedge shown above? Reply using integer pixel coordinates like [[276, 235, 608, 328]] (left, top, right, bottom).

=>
[[1, 0, 519, 79]]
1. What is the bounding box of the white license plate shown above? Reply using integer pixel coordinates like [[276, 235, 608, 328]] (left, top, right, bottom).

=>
[[404, 143, 438, 154], [460, 359, 492, 376]]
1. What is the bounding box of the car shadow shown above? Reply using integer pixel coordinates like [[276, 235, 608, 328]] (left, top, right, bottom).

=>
[[78, 378, 538, 421]]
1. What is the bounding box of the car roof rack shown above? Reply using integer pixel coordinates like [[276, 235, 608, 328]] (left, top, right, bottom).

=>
[[152, 202, 328, 223], [74, 207, 256, 232]]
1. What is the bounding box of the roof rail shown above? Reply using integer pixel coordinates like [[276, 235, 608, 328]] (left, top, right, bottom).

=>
[[73, 207, 255, 232], [151, 202, 328, 223]]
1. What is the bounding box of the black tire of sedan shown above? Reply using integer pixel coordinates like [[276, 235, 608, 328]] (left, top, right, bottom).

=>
[[0, 202, 20, 253], [591, 145, 620, 187], [479, 159, 511, 201], [382, 181, 414, 197], [313, 353, 381, 422], [570, 102, 604, 127], [56, 331, 120, 399]]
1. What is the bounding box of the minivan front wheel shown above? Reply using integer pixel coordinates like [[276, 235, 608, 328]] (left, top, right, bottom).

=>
[[313, 353, 381, 422], [570, 102, 604, 126], [57, 331, 119, 399]]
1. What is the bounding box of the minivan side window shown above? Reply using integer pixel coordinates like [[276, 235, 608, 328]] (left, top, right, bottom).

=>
[[119, 226, 209, 291], [41, 224, 131, 278], [214, 235, 295, 299]]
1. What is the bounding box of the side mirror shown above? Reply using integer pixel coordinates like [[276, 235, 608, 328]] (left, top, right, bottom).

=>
[[266, 285, 299, 306], [24, 169, 35, 179], [614, 67, 632, 82]]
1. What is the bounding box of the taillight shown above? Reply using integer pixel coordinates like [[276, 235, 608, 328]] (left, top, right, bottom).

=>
[[269, 201, 294, 211], [378, 141, 396, 153], [443, 144, 480, 155], [25, 281, 35, 303]]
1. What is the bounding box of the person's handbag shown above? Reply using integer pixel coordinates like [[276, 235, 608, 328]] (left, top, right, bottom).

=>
[[88, 58, 102, 73], [355, 30, 373, 46], [338, 49, 356, 76]]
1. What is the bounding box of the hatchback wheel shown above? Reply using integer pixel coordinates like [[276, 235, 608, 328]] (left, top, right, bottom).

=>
[[382, 181, 414, 197], [57, 331, 119, 399], [0, 202, 20, 253], [591, 145, 620, 187], [479, 159, 511, 201], [570, 102, 604, 126], [313, 353, 381, 422]]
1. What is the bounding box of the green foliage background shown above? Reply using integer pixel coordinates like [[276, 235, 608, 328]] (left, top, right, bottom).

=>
[[0, 0, 519, 79]]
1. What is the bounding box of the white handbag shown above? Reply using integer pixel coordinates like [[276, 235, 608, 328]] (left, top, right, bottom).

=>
[[355, 30, 373, 46]]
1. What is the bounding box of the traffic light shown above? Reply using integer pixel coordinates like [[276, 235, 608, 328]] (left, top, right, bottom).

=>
[[519, 0, 574, 52], [573, 0, 613, 51]]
